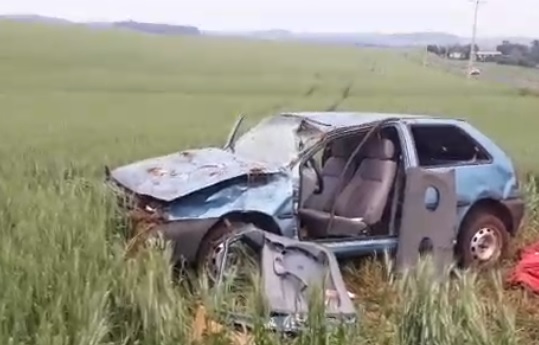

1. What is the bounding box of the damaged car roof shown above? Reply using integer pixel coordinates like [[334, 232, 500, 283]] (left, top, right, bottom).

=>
[[108, 112, 459, 203], [282, 111, 432, 130]]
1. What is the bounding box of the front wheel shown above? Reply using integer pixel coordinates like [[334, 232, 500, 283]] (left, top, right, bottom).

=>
[[456, 210, 510, 268], [196, 221, 251, 284]]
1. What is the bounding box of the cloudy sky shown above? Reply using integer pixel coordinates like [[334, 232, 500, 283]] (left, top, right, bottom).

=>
[[1, 0, 538, 37]]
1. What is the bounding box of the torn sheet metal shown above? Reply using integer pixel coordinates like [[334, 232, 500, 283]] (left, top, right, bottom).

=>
[[214, 227, 357, 334]]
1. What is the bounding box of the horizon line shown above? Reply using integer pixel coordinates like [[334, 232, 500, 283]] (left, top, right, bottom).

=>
[[0, 12, 535, 39]]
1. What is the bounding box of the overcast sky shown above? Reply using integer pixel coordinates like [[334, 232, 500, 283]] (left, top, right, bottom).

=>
[[1, 0, 538, 37]]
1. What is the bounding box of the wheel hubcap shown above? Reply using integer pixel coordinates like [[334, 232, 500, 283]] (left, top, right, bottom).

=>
[[470, 227, 500, 263]]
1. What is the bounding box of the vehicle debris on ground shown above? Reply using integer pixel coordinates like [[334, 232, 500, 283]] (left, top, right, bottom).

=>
[[210, 227, 358, 335]]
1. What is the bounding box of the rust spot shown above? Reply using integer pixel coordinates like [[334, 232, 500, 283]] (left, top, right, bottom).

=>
[[197, 164, 226, 178], [180, 150, 195, 161], [249, 167, 265, 175], [247, 165, 267, 184], [147, 167, 166, 177]]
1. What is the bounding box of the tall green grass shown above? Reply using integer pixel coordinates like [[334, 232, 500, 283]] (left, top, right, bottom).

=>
[[1, 22, 539, 344]]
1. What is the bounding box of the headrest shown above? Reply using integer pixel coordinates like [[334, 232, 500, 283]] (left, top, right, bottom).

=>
[[364, 138, 395, 160]]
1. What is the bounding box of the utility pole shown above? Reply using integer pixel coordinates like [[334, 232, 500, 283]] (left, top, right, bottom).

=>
[[467, 0, 484, 78]]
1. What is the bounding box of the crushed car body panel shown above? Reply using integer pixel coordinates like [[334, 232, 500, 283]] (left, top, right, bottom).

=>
[[165, 172, 297, 236], [109, 147, 282, 202], [166, 172, 292, 218], [216, 227, 357, 333]]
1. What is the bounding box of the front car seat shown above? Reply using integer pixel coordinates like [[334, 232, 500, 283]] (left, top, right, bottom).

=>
[[299, 138, 397, 238], [302, 138, 357, 212]]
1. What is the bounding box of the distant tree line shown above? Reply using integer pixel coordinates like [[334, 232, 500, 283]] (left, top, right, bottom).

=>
[[427, 44, 479, 60], [495, 40, 539, 68], [427, 40, 539, 69]]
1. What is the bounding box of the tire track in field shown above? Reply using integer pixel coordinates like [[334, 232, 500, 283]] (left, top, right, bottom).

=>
[[325, 80, 355, 111], [250, 72, 324, 116], [303, 72, 322, 97]]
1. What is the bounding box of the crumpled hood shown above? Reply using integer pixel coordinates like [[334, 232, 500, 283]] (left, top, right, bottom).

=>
[[109, 147, 282, 202]]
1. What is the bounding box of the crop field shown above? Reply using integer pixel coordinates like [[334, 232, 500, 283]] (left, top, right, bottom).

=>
[[1, 21, 539, 344]]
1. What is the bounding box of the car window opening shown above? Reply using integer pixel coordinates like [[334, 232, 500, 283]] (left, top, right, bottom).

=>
[[410, 124, 490, 167]]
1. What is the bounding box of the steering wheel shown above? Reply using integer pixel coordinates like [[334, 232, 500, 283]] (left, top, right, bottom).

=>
[[307, 157, 324, 194]]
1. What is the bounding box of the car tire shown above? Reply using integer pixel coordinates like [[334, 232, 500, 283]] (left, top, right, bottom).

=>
[[456, 208, 510, 269], [195, 220, 247, 283]]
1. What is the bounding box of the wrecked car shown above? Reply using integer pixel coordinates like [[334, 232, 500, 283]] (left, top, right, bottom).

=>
[[105, 111, 525, 277]]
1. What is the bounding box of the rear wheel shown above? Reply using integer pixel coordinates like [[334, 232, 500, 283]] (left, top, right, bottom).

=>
[[457, 209, 510, 268]]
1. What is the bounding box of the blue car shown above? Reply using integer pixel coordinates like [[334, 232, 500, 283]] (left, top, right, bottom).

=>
[[106, 112, 525, 276]]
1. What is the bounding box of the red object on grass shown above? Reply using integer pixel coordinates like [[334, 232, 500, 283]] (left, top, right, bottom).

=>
[[507, 242, 539, 294]]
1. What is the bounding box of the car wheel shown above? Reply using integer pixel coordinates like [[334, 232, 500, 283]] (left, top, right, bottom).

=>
[[196, 221, 249, 284], [457, 209, 510, 268]]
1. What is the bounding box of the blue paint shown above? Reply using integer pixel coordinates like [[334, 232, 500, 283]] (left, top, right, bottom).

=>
[[403, 118, 520, 229], [109, 112, 521, 259], [166, 172, 296, 233], [110, 147, 282, 202], [320, 237, 399, 257]]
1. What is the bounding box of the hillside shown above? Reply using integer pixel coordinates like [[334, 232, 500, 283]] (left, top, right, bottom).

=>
[[0, 14, 73, 25], [213, 30, 464, 47], [0, 14, 533, 47], [0, 14, 201, 36]]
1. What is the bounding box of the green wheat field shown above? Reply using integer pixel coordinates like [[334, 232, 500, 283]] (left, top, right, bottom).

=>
[[1, 21, 539, 344]]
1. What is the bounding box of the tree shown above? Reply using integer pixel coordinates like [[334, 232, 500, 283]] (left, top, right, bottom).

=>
[[438, 46, 447, 56], [494, 40, 539, 68], [496, 41, 529, 57], [495, 40, 537, 68], [462, 44, 480, 60], [427, 45, 439, 55]]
